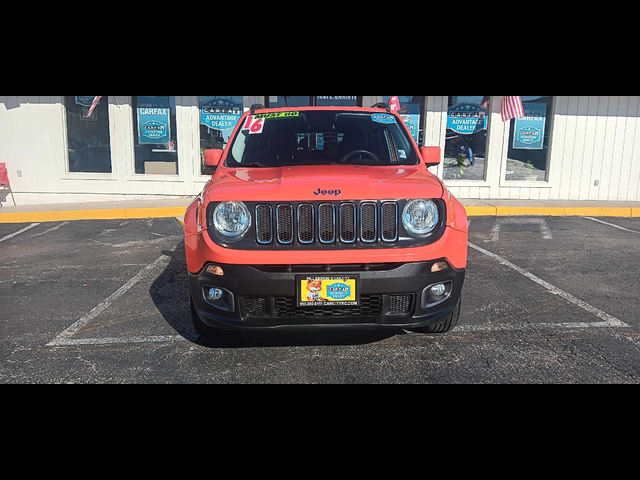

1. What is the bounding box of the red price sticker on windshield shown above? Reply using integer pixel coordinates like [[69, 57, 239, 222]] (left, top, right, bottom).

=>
[[242, 115, 265, 134]]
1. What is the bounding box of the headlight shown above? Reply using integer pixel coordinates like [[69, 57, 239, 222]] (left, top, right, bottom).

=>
[[402, 199, 439, 235], [213, 201, 251, 239]]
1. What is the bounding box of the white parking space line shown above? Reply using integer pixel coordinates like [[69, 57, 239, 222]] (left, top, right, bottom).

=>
[[0, 223, 40, 243], [585, 217, 640, 234], [456, 321, 626, 333], [468, 242, 629, 329], [49, 335, 197, 347], [47, 253, 172, 347], [29, 222, 69, 238]]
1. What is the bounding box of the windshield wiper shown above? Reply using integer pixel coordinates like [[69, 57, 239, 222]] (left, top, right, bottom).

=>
[[243, 162, 272, 168]]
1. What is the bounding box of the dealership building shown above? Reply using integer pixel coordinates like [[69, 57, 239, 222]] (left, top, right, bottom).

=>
[[1, 95, 639, 206]]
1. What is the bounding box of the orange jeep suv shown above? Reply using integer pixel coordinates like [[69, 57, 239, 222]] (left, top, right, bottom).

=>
[[184, 106, 468, 336]]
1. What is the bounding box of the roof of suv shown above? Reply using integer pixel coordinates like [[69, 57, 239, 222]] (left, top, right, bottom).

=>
[[250, 106, 393, 114]]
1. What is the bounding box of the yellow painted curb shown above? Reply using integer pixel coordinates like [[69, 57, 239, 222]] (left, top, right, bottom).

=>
[[465, 206, 497, 216], [53, 209, 127, 221], [124, 207, 186, 219], [465, 206, 637, 217], [495, 206, 566, 217], [0, 211, 55, 223], [1, 205, 637, 224], [0, 207, 187, 224], [564, 207, 633, 217]]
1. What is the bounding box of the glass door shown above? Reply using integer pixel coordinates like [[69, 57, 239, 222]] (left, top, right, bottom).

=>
[[64, 96, 112, 174], [132, 96, 179, 175]]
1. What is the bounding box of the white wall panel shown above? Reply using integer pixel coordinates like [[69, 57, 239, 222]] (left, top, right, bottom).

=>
[[2, 95, 639, 205]]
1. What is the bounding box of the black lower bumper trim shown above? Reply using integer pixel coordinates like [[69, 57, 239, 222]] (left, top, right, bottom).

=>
[[189, 261, 465, 331]]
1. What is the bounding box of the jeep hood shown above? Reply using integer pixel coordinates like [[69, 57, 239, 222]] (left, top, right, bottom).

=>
[[206, 165, 444, 202]]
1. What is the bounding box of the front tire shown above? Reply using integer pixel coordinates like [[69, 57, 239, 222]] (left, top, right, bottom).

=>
[[410, 299, 461, 334]]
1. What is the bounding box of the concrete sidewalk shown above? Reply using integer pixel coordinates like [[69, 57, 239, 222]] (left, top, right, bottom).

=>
[[0, 197, 639, 224]]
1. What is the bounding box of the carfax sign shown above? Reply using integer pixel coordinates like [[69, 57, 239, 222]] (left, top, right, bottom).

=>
[[200, 98, 243, 132], [137, 96, 171, 145], [447, 103, 488, 135], [513, 103, 546, 150]]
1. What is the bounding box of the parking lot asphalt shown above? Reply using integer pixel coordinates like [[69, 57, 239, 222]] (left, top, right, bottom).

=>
[[1, 216, 639, 383]]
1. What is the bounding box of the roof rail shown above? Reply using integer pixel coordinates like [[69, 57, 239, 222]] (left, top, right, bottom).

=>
[[250, 103, 266, 113]]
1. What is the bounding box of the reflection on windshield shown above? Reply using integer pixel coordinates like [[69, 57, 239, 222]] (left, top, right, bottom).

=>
[[227, 111, 418, 168]]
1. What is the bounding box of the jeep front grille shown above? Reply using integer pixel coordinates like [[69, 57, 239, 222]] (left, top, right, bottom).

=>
[[339, 203, 357, 243], [256, 204, 273, 244], [276, 204, 294, 244], [360, 202, 377, 243], [297, 204, 315, 244], [318, 203, 336, 244], [255, 201, 398, 246]]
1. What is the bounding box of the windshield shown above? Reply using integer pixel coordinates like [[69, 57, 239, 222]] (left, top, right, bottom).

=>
[[226, 110, 419, 167]]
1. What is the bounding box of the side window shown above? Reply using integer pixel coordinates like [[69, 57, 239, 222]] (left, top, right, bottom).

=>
[[64, 96, 112, 173], [199, 96, 244, 174], [132, 96, 178, 175]]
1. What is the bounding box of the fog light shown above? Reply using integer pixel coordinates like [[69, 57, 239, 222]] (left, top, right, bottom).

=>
[[422, 281, 453, 309], [207, 288, 224, 301], [431, 284, 447, 296], [205, 265, 225, 276], [202, 286, 235, 313]]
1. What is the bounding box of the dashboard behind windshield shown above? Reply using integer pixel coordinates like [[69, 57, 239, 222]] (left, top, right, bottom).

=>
[[226, 110, 419, 167]]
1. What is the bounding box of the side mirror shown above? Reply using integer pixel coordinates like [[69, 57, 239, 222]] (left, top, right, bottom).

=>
[[420, 146, 442, 167], [202, 149, 224, 175]]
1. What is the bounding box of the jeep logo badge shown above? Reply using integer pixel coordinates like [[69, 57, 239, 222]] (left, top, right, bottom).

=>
[[314, 188, 342, 197]]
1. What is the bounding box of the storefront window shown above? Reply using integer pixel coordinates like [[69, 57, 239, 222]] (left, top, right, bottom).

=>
[[64, 96, 112, 173], [506, 96, 553, 182], [444, 96, 490, 181], [199, 96, 243, 174], [132, 96, 178, 175], [383, 96, 425, 145]]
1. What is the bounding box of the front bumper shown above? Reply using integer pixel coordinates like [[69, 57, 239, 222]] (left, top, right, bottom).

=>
[[189, 261, 465, 331]]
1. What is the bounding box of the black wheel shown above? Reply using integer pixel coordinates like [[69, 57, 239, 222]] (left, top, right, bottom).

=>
[[190, 295, 221, 339], [410, 299, 461, 334]]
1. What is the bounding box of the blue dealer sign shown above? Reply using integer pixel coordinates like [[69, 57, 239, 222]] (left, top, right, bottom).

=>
[[200, 98, 243, 131], [447, 103, 488, 135], [513, 103, 546, 150], [137, 97, 171, 145]]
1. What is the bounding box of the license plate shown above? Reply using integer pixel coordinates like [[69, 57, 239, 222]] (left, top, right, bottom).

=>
[[298, 275, 359, 307]]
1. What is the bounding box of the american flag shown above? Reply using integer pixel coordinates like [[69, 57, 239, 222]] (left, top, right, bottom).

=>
[[501, 96, 524, 122], [87, 96, 103, 118]]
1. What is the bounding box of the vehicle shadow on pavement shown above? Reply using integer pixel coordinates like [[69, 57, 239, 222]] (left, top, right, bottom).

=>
[[150, 241, 400, 349]]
